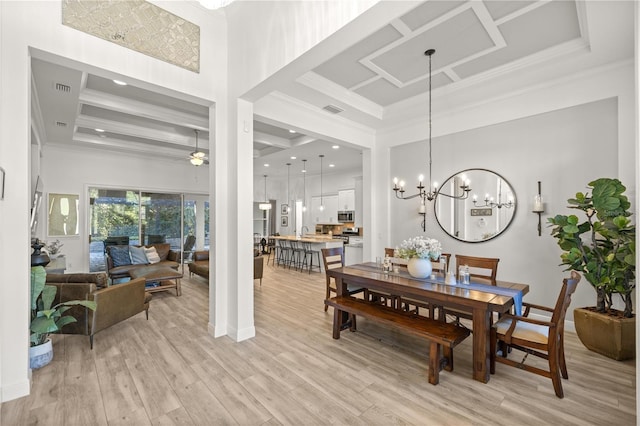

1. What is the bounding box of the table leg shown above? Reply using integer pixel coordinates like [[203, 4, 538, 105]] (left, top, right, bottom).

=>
[[472, 308, 491, 383]]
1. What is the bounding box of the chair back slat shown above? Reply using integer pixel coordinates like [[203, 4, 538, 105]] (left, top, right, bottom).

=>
[[455, 255, 499, 285]]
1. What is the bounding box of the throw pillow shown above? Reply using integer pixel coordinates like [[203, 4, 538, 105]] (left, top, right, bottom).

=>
[[144, 246, 161, 264], [130, 246, 149, 265], [109, 245, 132, 267]]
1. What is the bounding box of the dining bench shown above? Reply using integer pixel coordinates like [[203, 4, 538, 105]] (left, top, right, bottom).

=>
[[325, 296, 470, 385]]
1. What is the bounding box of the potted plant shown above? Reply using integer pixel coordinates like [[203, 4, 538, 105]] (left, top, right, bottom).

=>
[[29, 266, 96, 368], [395, 236, 442, 278], [548, 178, 635, 360]]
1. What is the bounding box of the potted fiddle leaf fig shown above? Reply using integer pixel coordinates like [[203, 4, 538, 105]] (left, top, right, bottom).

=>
[[30, 266, 96, 368], [548, 178, 635, 360]]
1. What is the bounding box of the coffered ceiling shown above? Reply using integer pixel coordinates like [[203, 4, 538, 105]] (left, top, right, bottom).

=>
[[30, 1, 633, 179]]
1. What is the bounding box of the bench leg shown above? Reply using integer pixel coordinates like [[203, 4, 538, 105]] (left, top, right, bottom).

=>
[[332, 308, 341, 339], [443, 346, 453, 372], [428, 341, 441, 385]]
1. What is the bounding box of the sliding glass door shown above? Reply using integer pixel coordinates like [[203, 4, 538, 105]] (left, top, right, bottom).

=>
[[89, 187, 206, 272], [88, 188, 140, 272]]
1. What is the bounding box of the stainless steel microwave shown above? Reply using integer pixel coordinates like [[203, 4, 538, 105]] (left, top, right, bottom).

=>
[[337, 211, 355, 223]]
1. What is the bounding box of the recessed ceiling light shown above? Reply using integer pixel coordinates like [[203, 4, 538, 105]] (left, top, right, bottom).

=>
[[332, 145, 340, 149], [290, 156, 296, 160], [264, 163, 269, 167], [329, 164, 335, 168], [289, 129, 296, 134], [95, 128, 105, 132], [113, 79, 127, 86]]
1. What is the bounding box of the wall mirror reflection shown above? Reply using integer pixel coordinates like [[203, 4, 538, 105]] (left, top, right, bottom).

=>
[[434, 169, 516, 242], [48, 193, 79, 236]]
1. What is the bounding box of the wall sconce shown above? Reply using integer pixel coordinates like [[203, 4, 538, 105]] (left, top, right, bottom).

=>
[[532, 181, 544, 236], [418, 200, 426, 231]]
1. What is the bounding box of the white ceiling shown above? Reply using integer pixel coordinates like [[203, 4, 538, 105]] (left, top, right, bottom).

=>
[[30, 0, 634, 180]]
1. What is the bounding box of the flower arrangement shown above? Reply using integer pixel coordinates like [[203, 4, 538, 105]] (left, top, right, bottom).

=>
[[395, 236, 442, 260], [45, 239, 64, 255]]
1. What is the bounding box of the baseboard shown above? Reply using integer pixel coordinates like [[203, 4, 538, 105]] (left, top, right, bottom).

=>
[[226, 324, 256, 342], [1, 377, 31, 403], [208, 322, 227, 338]]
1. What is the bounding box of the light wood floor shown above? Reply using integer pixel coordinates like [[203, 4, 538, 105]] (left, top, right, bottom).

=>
[[1, 262, 636, 425]]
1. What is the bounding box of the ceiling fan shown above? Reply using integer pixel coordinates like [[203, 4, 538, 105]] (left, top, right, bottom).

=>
[[189, 129, 209, 166]]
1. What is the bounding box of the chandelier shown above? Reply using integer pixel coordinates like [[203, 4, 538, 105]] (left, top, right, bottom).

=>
[[473, 179, 514, 209], [259, 175, 271, 210], [392, 49, 471, 219]]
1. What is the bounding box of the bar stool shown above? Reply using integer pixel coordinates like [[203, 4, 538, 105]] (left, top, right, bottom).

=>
[[266, 237, 276, 265], [300, 241, 321, 274], [276, 239, 291, 267], [288, 240, 304, 270]]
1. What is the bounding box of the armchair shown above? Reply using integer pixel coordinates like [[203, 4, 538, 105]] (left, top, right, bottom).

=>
[[490, 271, 581, 398]]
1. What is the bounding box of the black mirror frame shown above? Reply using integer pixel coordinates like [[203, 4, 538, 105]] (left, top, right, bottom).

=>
[[434, 168, 517, 243]]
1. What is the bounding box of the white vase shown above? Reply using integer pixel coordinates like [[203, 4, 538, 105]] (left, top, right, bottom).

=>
[[29, 338, 53, 369], [407, 257, 432, 279]]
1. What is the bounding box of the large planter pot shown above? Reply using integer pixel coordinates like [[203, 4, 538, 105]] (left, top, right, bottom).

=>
[[407, 258, 432, 279], [29, 339, 53, 369], [574, 307, 635, 361]]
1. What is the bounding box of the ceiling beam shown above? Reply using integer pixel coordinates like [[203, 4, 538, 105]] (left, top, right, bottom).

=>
[[79, 88, 209, 131]]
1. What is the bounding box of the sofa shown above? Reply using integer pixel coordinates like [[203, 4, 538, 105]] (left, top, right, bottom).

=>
[[188, 250, 264, 285], [46, 272, 151, 348], [105, 243, 180, 280]]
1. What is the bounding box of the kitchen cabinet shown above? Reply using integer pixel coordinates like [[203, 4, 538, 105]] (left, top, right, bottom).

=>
[[311, 194, 339, 224], [338, 189, 355, 211]]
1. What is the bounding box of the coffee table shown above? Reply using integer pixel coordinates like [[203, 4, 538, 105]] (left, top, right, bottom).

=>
[[130, 265, 182, 296]]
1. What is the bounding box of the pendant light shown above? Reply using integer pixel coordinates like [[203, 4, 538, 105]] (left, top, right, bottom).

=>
[[259, 175, 271, 210], [286, 163, 292, 213], [319, 154, 324, 211], [302, 159, 307, 212]]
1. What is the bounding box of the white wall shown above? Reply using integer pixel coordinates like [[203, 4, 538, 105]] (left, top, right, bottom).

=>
[[39, 146, 208, 273], [0, 0, 225, 402], [389, 98, 622, 320]]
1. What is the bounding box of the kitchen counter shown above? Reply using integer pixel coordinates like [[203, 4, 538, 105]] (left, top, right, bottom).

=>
[[273, 235, 337, 243]]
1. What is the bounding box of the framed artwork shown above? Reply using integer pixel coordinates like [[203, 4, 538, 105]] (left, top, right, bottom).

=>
[[48, 193, 80, 236], [470, 208, 493, 216], [281, 216, 289, 227], [281, 204, 288, 215]]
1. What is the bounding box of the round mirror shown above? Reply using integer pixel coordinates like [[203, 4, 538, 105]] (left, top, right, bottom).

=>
[[434, 168, 516, 243]]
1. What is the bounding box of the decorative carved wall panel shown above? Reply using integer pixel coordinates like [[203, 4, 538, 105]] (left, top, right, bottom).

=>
[[62, 0, 200, 72]]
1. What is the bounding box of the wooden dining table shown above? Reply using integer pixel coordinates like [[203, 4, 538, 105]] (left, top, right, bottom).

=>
[[326, 262, 529, 383]]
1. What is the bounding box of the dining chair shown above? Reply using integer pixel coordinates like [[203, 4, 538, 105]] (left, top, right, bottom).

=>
[[321, 247, 365, 312], [443, 255, 499, 323], [490, 271, 581, 398], [454, 255, 499, 284]]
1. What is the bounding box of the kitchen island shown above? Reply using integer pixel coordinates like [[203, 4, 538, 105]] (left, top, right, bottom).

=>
[[272, 235, 343, 271]]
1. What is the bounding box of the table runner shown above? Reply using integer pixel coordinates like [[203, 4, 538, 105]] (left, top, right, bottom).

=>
[[346, 263, 523, 316]]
